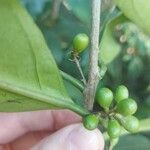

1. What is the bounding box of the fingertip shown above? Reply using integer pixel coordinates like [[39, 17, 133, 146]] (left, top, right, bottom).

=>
[[31, 123, 104, 150], [68, 124, 104, 150]]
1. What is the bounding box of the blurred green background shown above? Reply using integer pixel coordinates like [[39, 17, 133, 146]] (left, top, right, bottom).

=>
[[21, 0, 150, 149]]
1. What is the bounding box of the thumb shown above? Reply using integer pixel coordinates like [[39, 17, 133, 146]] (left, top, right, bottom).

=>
[[31, 123, 104, 150]]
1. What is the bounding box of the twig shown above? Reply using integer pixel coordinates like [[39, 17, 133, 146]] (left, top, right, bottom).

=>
[[60, 70, 84, 92], [84, 0, 101, 110], [50, 0, 63, 22], [74, 56, 87, 85], [108, 138, 119, 150], [108, 140, 113, 150], [42, 0, 63, 26]]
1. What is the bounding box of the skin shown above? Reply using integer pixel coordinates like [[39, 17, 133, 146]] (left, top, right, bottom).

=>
[[0, 110, 104, 150]]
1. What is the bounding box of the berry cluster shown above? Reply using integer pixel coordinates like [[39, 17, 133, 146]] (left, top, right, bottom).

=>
[[71, 33, 139, 139], [83, 85, 139, 139]]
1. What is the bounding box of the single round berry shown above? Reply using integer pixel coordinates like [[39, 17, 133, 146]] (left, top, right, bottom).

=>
[[83, 114, 99, 130], [73, 33, 89, 54], [107, 119, 121, 139], [117, 98, 137, 116], [96, 88, 113, 109], [121, 116, 139, 133], [116, 98, 137, 116], [115, 85, 129, 102]]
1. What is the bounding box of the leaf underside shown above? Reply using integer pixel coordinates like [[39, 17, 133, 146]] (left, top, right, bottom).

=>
[[0, 0, 76, 112], [115, 0, 150, 35]]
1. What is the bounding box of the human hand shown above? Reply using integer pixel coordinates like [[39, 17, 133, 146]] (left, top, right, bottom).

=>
[[0, 110, 104, 150]]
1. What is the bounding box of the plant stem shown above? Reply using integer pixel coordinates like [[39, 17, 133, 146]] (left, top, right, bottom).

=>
[[108, 138, 119, 150], [60, 70, 84, 92], [84, 0, 101, 110], [108, 140, 113, 150], [74, 56, 87, 85], [42, 0, 63, 26], [68, 103, 89, 116], [50, 0, 63, 22]]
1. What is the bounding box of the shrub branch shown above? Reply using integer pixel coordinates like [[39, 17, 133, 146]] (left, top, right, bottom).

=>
[[84, 0, 101, 110]]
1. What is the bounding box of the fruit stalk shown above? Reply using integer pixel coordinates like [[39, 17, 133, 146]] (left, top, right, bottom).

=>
[[60, 70, 84, 92], [74, 56, 87, 85], [84, 0, 101, 110]]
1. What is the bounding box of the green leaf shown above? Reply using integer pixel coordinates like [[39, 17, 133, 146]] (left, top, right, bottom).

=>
[[115, 0, 150, 35], [0, 0, 88, 116], [63, 80, 84, 107], [99, 14, 127, 64], [114, 134, 150, 150]]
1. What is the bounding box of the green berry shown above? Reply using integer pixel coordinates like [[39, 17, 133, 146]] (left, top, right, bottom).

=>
[[73, 33, 89, 54], [117, 98, 137, 116], [96, 88, 113, 110], [115, 85, 129, 102], [121, 116, 139, 133], [83, 114, 99, 130], [107, 119, 121, 139]]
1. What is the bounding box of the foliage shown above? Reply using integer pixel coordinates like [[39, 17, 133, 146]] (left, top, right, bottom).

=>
[[0, 0, 87, 115], [0, 0, 150, 149], [115, 0, 150, 35]]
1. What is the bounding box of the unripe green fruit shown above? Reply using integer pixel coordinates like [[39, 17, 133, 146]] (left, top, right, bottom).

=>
[[121, 116, 139, 133], [107, 119, 121, 139], [117, 98, 137, 116], [96, 88, 113, 109], [73, 33, 89, 54], [83, 114, 99, 130], [115, 85, 129, 102]]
